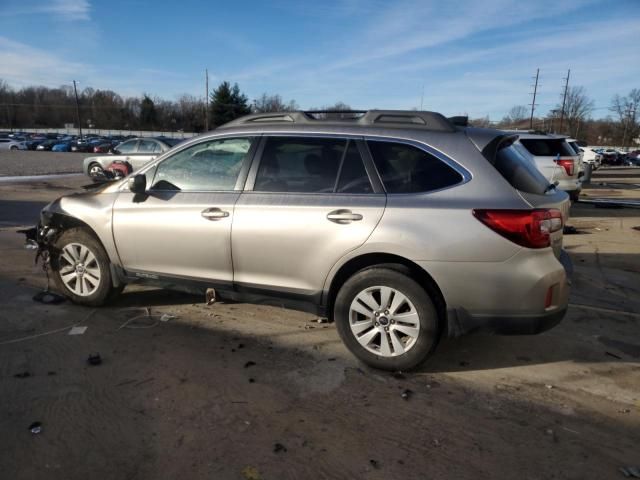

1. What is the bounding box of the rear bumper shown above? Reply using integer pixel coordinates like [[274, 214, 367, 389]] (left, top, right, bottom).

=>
[[441, 249, 572, 337]]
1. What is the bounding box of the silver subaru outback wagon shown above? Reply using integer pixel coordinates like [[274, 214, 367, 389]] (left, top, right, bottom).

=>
[[26, 110, 572, 370]]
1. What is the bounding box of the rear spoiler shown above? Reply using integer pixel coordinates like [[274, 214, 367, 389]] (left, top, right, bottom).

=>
[[480, 134, 519, 164]]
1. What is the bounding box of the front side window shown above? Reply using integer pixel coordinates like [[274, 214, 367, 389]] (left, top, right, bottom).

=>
[[367, 140, 462, 193], [254, 137, 372, 193], [116, 140, 138, 154], [151, 137, 254, 191]]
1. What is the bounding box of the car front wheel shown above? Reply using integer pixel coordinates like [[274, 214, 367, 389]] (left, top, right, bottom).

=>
[[334, 267, 440, 371], [88, 162, 104, 180], [50, 228, 115, 306]]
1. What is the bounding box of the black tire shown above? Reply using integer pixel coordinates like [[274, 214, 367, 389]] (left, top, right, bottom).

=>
[[50, 228, 114, 306], [334, 267, 440, 371]]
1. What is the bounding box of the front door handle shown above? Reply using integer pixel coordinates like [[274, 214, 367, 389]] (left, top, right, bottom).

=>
[[327, 209, 363, 224], [201, 207, 230, 221]]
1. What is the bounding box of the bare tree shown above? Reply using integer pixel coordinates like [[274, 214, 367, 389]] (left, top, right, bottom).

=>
[[554, 86, 594, 137], [253, 93, 298, 113], [501, 105, 528, 126], [610, 89, 640, 147]]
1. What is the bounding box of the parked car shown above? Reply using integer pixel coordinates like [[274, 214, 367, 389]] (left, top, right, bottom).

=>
[[27, 110, 571, 370], [52, 142, 73, 152], [508, 132, 582, 201], [580, 147, 602, 170], [92, 142, 114, 154], [0, 138, 27, 150], [35, 139, 60, 151], [601, 149, 621, 165], [82, 137, 182, 180]]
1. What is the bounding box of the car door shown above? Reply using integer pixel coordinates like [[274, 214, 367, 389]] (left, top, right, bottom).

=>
[[112, 136, 257, 283], [232, 135, 386, 299]]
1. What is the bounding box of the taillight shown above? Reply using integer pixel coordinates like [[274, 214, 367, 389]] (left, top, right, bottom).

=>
[[472, 209, 564, 249], [554, 158, 574, 176]]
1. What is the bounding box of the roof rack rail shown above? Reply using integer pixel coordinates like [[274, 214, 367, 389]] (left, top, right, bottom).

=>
[[448, 116, 468, 127], [220, 110, 456, 132]]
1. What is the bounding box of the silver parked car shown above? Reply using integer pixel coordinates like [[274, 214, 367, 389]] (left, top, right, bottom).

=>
[[0, 138, 28, 150], [82, 137, 182, 180], [26, 110, 572, 370], [509, 132, 582, 201]]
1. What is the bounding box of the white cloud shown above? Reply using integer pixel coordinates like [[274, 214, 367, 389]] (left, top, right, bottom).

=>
[[0, 37, 89, 87], [0, 0, 91, 21]]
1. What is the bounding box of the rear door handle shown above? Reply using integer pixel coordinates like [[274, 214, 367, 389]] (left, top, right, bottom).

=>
[[201, 207, 230, 221], [327, 209, 363, 224]]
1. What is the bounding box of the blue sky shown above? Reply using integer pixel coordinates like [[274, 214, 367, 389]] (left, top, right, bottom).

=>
[[0, 0, 638, 120]]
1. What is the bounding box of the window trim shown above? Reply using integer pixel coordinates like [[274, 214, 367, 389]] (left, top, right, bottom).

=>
[[243, 134, 384, 195], [142, 136, 259, 193], [364, 136, 471, 195]]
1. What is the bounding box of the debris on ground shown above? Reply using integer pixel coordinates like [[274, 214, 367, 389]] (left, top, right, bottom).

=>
[[401, 389, 413, 400], [87, 353, 102, 366], [315, 317, 329, 323], [205, 288, 217, 306], [160, 313, 176, 322], [13, 371, 31, 379], [241, 466, 261, 480], [244, 361, 256, 368], [392, 371, 406, 380], [28, 421, 42, 434], [273, 443, 287, 453], [545, 384, 555, 389], [620, 466, 640, 478], [68, 326, 88, 335], [563, 225, 578, 235], [304, 324, 315, 330], [369, 459, 380, 469], [248, 378, 255, 383], [32, 291, 65, 305], [606, 351, 623, 360]]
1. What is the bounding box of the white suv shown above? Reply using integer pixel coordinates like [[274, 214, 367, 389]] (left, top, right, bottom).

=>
[[510, 132, 581, 201]]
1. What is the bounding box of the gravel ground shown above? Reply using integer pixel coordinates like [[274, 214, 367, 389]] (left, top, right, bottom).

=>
[[0, 151, 85, 176]]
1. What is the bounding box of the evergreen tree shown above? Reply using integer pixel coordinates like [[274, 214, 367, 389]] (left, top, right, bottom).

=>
[[209, 81, 251, 127], [140, 94, 157, 128]]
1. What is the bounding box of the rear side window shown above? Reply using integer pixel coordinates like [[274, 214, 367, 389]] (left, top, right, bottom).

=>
[[254, 137, 372, 193], [367, 141, 462, 193], [493, 145, 549, 195], [519, 139, 575, 157], [116, 140, 138, 154]]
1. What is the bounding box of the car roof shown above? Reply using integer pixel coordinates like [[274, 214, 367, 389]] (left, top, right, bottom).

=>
[[219, 110, 457, 134]]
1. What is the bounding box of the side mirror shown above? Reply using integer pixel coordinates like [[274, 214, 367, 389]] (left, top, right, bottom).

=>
[[128, 174, 146, 194]]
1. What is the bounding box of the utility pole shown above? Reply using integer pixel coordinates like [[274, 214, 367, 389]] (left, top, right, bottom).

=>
[[204, 68, 209, 131], [621, 106, 637, 150], [72, 80, 83, 138], [529, 68, 539, 130], [559, 69, 570, 134]]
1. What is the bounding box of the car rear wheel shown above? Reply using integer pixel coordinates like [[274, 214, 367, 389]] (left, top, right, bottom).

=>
[[10, 146, 18, 151], [334, 267, 440, 371], [50, 228, 115, 306]]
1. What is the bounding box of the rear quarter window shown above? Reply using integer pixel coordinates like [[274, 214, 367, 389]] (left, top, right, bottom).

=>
[[493, 145, 549, 195], [367, 141, 462, 193]]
